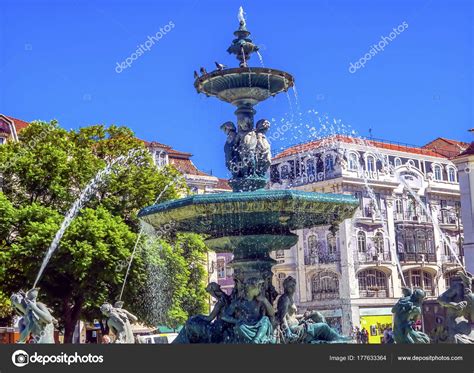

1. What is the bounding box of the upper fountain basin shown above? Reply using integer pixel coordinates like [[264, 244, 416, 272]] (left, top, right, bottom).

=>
[[194, 67, 294, 106], [138, 189, 358, 251]]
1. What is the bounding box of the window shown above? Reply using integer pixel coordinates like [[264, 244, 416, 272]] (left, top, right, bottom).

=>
[[217, 259, 226, 279], [394, 158, 402, 167], [0, 137, 5, 145], [443, 238, 451, 256], [358, 269, 388, 297], [373, 232, 384, 253], [306, 159, 315, 178], [448, 168, 456, 183], [367, 156, 375, 172], [312, 271, 339, 300], [357, 231, 367, 253], [348, 153, 358, 170], [403, 269, 434, 295], [327, 233, 337, 255], [325, 155, 334, 172], [395, 199, 403, 214], [434, 165, 442, 181], [155, 150, 168, 167], [276, 250, 285, 259], [277, 273, 286, 293], [280, 165, 290, 180], [407, 160, 415, 167], [308, 235, 318, 256]]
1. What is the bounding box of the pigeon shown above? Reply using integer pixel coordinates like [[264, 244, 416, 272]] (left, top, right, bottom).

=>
[[200, 67, 207, 75], [215, 61, 226, 71], [194, 70, 199, 79]]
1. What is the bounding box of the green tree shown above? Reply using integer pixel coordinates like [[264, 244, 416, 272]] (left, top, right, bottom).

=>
[[0, 121, 209, 342]]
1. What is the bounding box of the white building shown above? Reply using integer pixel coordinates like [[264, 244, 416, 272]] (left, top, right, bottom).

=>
[[453, 130, 474, 273], [269, 135, 466, 341]]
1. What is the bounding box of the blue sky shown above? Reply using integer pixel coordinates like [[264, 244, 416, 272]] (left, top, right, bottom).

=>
[[1, 0, 472, 178]]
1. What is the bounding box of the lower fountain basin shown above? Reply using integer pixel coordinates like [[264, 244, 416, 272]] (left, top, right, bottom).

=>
[[138, 189, 358, 253]]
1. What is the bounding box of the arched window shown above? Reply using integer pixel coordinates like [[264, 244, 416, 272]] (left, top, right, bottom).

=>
[[434, 165, 442, 181], [327, 233, 337, 255], [308, 235, 318, 255], [416, 230, 427, 252], [367, 156, 375, 172], [280, 164, 290, 180], [306, 159, 315, 178], [403, 269, 434, 296], [373, 232, 384, 253], [348, 153, 358, 170], [394, 158, 402, 167], [395, 199, 403, 214], [357, 231, 367, 253], [407, 159, 415, 167], [448, 167, 456, 183], [312, 271, 339, 300], [325, 155, 334, 171], [358, 269, 388, 297], [443, 237, 451, 256]]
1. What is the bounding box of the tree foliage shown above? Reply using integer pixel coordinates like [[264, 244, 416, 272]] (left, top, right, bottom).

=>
[[0, 121, 209, 340]]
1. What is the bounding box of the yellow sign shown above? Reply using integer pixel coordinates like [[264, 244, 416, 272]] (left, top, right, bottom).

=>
[[360, 315, 393, 344]]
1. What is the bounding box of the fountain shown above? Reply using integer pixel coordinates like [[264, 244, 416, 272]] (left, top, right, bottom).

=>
[[137, 8, 358, 344]]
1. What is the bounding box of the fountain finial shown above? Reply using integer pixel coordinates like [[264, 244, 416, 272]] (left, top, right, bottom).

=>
[[227, 7, 259, 67]]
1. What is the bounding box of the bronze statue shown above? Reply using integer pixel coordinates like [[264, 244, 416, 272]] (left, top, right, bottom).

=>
[[437, 271, 474, 343], [276, 276, 349, 343], [392, 288, 430, 343], [221, 277, 275, 343], [255, 119, 271, 177], [173, 282, 232, 343]]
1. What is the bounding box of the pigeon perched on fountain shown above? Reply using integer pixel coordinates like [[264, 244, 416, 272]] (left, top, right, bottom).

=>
[[215, 61, 226, 71], [194, 70, 199, 79], [200, 67, 207, 75]]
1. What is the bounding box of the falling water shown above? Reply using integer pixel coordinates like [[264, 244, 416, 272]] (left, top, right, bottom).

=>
[[256, 51, 265, 67], [33, 149, 139, 288], [118, 175, 182, 300]]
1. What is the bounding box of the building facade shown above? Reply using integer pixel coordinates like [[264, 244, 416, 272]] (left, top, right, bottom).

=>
[[268, 135, 465, 341], [453, 131, 474, 273]]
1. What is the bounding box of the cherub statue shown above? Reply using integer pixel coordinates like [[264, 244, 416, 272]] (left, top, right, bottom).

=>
[[221, 121, 238, 172], [100, 302, 135, 343], [437, 271, 474, 343], [276, 277, 349, 344], [255, 119, 271, 177], [392, 287, 430, 343], [235, 114, 257, 177], [222, 277, 275, 344], [11, 289, 55, 343]]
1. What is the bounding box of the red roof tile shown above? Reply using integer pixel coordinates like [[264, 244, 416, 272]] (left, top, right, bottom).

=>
[[216, 178, 232, 190], [273, 135, 446, 160]]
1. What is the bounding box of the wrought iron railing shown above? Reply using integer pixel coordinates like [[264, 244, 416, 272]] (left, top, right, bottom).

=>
[[397, 252, 436, 263]]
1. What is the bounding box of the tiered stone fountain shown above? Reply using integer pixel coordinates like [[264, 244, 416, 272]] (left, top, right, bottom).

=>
[[138, 9, 358, 344]]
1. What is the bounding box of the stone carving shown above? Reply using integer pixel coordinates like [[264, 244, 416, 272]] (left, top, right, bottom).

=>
[[100, 302, 137, 343], [437, 271, 474, 343], [276, 276, 350, 343], [10, 289, 55, 343], [392, 288, 430, 343]]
